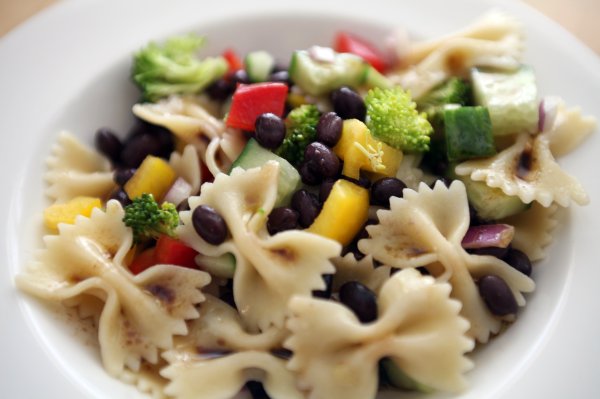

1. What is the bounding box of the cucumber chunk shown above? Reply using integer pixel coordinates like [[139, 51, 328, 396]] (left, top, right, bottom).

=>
[[417, 77, 471, 111], [458, 175, 530, 220], [196, 253, 236, 278], [444, 106, 496, 162], [245, 50, 275, 82], [288, 48, 369, 96], [471, 66, 538, 136], [381, 358, 433, 393], [230, 138, 301, 206]]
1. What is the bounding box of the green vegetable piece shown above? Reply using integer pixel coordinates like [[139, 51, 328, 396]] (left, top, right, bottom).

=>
[[196, 253, 236, 278], [381, 358, 434, 393], [123, 193, 179, 243], [276, 104, 321, 166], [471, 65, 538, 136], [288, 48, 369, 96], [365, 87, 433, 152], [444, 106, 496, 162], [457, 175, 530, 220], [231, 138, 302, 206], [245, 50, 275, 82], [363, 66, 394, 90], [417, 77, 471, 111], [132, 33, 228, 102]]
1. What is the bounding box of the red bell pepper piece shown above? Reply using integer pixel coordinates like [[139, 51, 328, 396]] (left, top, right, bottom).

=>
[[222, 48, 243, 73], [334, 32, 388, 73], [226, 82, 288, 131], [154, 235, 198, 269], [129, 248, 156, 275]]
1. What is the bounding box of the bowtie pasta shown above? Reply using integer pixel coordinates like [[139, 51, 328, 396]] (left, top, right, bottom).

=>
[[17, 10, 595, 399]]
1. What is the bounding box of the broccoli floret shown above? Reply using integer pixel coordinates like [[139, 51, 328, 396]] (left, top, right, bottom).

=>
[[417, 78, 471, 110], [365, 87, 433, 152], [132, 33, 228, 102], [276, 104, 321, 165], [123, 193, 179, 243]]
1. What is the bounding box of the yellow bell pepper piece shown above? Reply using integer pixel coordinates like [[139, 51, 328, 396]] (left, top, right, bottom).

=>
[[307, 179, 369, 246], [333, 119, 402, 179], [44, 196, 102, 231], [124, 155, 177, 201]]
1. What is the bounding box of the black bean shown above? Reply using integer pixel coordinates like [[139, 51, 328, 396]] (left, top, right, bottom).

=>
[[316, 112, 343, 147], [371, 177, 406, 206], [108, 188, 131, 207], [267, 207, 299, 235], [270, 348, 293, 360], [255, 113, 286, 149], [291, 189, 321, 228], [113, 168, 136, 186], [269, 70, 290, 85], [120, 134, 162, 167], [206, 78, 236, 101], [319, 179, 336, 203], [127, 119, 174, 159], [503, 248, 532, 276], [330, 87, 366, 120], [312, 274, 333, 299], [304, 142, 340, 179], [246, 381, 270, 399], [231, 69, 250, 85], [95, 128, 123, 164], [343, 219, 375, 260], [192, 205, 228, 245], [298, 161, 322, 185], [478, 275, 518, 316], [339, 281, 378, 323]]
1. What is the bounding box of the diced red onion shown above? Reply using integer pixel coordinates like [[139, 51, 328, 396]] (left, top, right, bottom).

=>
[[461, 224, 515, 249], [164, 177, 193, 206], [308, 46, 336, 63], [538, 96, 560, 132]]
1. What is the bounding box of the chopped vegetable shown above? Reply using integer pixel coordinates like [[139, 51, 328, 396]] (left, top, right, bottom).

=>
[[381, 358, 433, 393], [132, 33, 228, 102], [288, 48, 368, 96], [461, 224, 515, 249], [334, 31, 388, 73], [307, 179, 369, 246], [245, 50, 275, 82], [226, 82, 288, 131], [222, 48, 243, 73], [444, 106, 496, 162], [154, 235, 198, 268], [231, 139, 301, 206], [44, 196, 102, 231], [276, 104, 320, 166], [196, 253, 236, 278], [417, 77, 471, 112], [333, 119, 402, 179], [123, 193, 179, 243], [471, 65, 538, 136], [124, 155, 177, 201], [163, 177, 193, 207], [128, 248, 156, 275], [365, 87, 433, 152]]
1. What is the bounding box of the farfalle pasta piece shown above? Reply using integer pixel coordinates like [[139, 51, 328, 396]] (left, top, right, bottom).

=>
[[120, 361, 169, 399], [501, 202, 559, 261], [394, 153, 427, 190], [543, 96, 596, 157], [455, 133, 589, 207], [285, 269, 474, 399], [169, 144, 202, 195], [331, 253, 391, 294], [389, 12, 523, 97], [358, 181, 534, 342], [161, 350, 302, 399], [16, 201, 211, 375], [178, 162, 341, 331], [204, 128, 246, 176], [45, 131, 116, 203]]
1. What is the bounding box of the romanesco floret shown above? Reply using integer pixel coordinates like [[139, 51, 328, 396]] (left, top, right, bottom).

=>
[[276, 104, 321, 165], [133, 33, 228, 102], [365, 87, 433, 152], [123, 193, 179, 243]]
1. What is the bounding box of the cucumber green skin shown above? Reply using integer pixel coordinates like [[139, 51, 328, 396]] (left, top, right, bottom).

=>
[[230, 138, 301, 206], [444, 106, 496, 162], [459, 176, 530, 220], [471, 66, 538, 136], [196, 253, 236, 279], [245, 50, 275, 82], [381, 358, 433, 393], [289, 50, 369, 96]]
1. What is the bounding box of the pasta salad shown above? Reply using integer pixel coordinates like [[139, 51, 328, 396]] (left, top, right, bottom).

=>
[[17, 11, 595, 399]]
